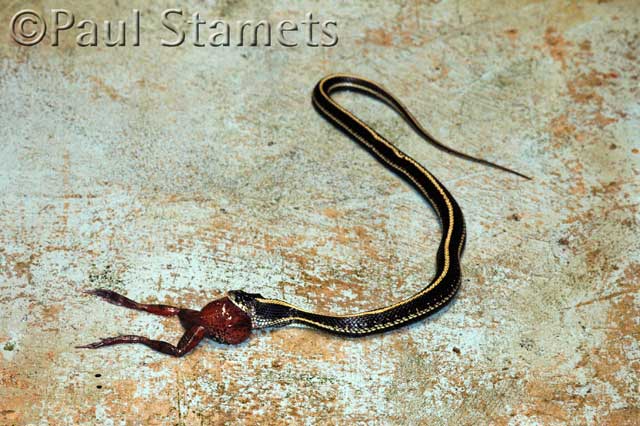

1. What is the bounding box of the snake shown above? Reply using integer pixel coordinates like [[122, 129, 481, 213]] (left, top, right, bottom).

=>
[[78, 74, 529, 355], [226, 74, 529, 336]]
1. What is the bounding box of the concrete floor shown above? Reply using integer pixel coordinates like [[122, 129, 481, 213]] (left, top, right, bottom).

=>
[[1, 0, 638, 425]]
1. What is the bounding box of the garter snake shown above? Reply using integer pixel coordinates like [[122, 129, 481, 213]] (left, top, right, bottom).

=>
[[227, 74, 530, 336]]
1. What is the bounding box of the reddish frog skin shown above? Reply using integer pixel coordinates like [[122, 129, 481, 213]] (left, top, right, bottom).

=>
[[178, 297, 252, 345], [77, 289, 252, 357]]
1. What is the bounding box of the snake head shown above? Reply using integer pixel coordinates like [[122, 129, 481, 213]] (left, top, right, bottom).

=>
[[226, 290, 263, 317], [197, 297, 253, 344]]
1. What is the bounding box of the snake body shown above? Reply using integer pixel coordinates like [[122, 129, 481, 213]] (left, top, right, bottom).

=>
[[228, 74, 528, 336]]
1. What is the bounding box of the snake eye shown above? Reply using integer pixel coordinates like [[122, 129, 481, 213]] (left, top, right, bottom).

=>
[[200, 297, 252, 345]]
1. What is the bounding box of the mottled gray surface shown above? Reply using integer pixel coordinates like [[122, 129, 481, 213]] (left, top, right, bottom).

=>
[[1, 0, 639, 425]]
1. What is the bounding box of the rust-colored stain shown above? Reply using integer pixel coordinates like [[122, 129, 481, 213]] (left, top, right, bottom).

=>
[[504, 28, 519, 40], [89, 76, 123, 101], [549, 113, 576, 146], [543, 26, 573, 70], [566, 69, 618, 107], [1, 0, 639, 425], [361, 28, 394, 47]]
